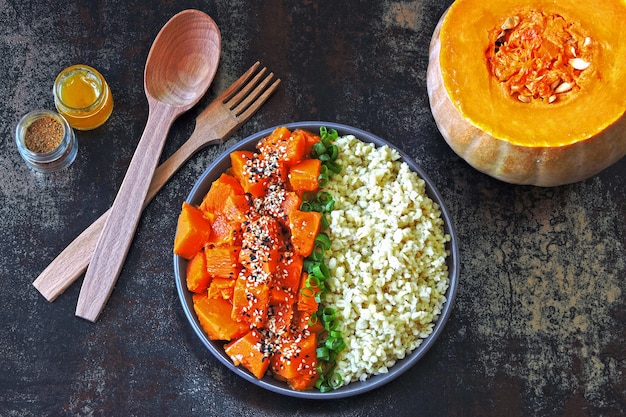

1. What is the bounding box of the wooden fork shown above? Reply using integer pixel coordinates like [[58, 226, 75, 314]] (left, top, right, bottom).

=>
[[33, 62, 280, 303]]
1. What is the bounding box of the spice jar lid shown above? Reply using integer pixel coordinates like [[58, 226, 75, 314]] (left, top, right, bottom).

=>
[[15, 109, 78, 173]]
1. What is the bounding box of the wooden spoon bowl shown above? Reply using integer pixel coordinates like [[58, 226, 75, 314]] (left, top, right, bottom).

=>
[[145, 10, 220, 108]]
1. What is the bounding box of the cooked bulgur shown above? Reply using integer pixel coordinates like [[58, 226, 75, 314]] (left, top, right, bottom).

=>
[[323, 135, 450, 385]]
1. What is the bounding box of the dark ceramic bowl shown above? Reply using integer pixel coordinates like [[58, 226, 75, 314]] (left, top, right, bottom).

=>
[[174, 121, 459, 399]]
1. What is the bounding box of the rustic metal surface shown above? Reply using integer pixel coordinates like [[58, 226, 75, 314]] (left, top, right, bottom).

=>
[[1, 1, 624, 416]]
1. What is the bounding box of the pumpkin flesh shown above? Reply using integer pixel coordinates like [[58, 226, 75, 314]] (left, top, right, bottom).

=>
[[427, 0, 626, 186]]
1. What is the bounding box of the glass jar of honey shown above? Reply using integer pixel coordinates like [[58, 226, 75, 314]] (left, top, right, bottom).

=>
[[53, 64, 113, 130]]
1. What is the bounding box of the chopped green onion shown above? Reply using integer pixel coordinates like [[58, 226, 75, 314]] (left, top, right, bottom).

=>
[[329, 330, 342, 339], [318, 173, 330, 187], [328, 373, 343, 388], [315, 233, 331, 250], [311, 246, 325, 262], [326, 336, 346, 352], [317, 192, 334, 211], [308, 261, 329, 280], [322, 307, 336, 321], [298, 126, 347, 392], [299, 286, 315, 298], [316, 347, 329, 360], [324, 318, 339, 331], [320, 214, 329, 230], [299, 201, 313, 212], [328, 144, 339, 160], [306, 274, 321, 290], [311, 126, 341, 187], [325, 160, 342, 174], [312, 141, 327, 156]]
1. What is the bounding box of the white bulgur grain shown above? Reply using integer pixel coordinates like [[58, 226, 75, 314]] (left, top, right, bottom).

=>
[[324, 135, 450, 385]]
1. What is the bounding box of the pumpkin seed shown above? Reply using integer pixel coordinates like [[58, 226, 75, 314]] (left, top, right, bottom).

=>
[[501, 16, 520, 30], [583, 37, 592, 47], [550, 79, 561, 90], [517, 94, 531, 103], [569, 58, 590, 70], [548, 95, 557, 103], [554, 82, 573, 93]]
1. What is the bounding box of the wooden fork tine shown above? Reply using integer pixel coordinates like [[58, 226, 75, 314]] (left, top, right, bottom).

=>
[[217, 61, 261, 103], [225, 67, 268, 110], [231, 72, 276, 115], [234, 76, 281, 121]]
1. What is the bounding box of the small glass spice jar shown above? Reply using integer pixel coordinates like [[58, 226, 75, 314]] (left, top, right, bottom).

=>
[[53, 64, 113, 130], [15, 109, 78, 173]]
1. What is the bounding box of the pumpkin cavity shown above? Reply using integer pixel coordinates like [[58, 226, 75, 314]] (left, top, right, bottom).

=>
[[486, 9, 593, 104]]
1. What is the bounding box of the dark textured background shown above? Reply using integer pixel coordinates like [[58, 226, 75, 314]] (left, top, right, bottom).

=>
[[1, 1, 625, 416]]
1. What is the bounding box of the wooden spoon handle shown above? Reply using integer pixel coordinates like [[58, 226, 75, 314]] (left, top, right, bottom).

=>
[[32, 123, 216, 302], [75, 104, 175, 322]]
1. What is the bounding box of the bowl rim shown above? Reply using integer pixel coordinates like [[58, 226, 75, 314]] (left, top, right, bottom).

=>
[[174, 121, 459, 399]]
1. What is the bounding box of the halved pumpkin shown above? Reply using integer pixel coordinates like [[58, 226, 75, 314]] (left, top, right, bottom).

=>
[[427, 0, 626, 186]]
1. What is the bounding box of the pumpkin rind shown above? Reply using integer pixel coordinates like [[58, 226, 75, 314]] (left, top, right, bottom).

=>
[[427, 1, 626, 186]]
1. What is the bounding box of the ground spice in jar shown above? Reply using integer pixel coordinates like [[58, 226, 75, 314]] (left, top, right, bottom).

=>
[[24, 116, 64, 153]]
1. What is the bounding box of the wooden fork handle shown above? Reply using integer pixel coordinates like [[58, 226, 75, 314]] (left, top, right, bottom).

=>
[[32, 116, 223, 302]]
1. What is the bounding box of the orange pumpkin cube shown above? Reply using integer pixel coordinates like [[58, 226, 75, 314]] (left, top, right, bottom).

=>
[[204, 245, 241, 280], [230, 151, 268, 198], [293, 128, 321, 158], [289, 210, 322, 257], [186, 250, 211, 293], [192, 294, 248, 341], [174, 202, 214, 260], [271, 332, 318, 390], [224, 330, 270, 379], [207, 277, 236, 300], [288, 159, 321, 192], [231, 275, 270, 328], [258, 126, 306, 167], [208, 215, 242, 246], [275, 254, 304, 295], [200, 173, 244, 215]]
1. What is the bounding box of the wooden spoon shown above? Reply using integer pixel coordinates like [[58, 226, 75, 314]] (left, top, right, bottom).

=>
[[75, 10, 221, 322]]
